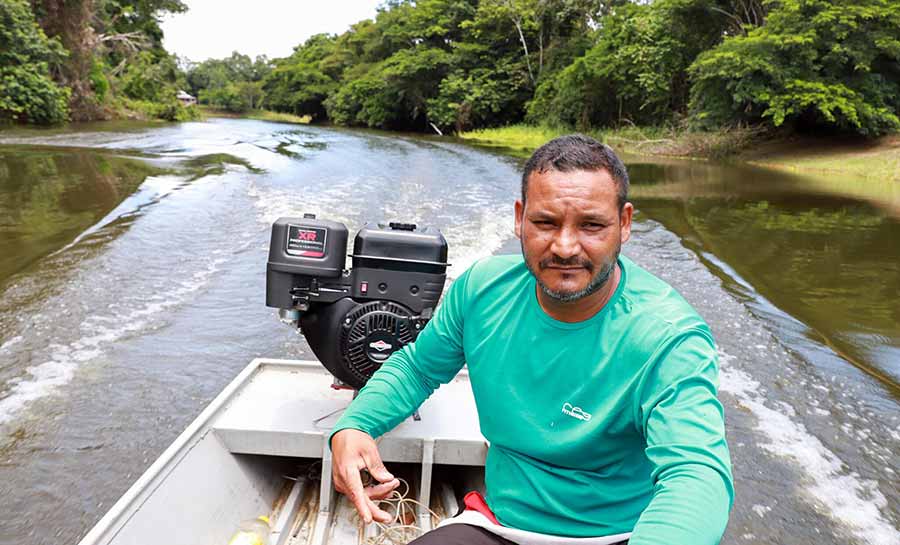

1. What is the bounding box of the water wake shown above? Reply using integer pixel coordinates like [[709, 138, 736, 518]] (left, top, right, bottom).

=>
[[0, 257, 227, 426], [718, 350, 899, 545]]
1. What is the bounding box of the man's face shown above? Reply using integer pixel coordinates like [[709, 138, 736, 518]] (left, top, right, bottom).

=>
[[515, 168, 633, 303]]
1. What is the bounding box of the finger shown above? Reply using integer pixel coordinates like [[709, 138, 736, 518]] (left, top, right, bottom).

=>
[[367, 495, 394, 524], [332, 465, 347, 494], [343, 467, 373, 523], [365, 479, 400, 500], [361, 450, 394, 483]]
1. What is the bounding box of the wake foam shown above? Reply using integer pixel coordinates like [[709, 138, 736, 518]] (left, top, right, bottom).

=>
[[0, 257, 226, 426], [442, 206, 514, 280], [718, 350, 898, 545], [247, 182, 516, 284], [0, 335, 23, 352]]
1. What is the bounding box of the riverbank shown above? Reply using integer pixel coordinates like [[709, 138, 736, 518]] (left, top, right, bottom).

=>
[[457, 124, 763, 158], [459, 124, 900, 181], [198, 106, 310, 124], [739, 135, 900, 182]]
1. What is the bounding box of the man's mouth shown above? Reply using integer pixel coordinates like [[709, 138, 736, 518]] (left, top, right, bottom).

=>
[[538, 257, 594, 273]]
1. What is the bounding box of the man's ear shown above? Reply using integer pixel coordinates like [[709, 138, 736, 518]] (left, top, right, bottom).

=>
[[620, 202, 633, 244], [514, 199, 524, 239]]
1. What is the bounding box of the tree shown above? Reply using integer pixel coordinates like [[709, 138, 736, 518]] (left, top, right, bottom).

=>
[[262, 63, 336, 119], [96, 0, 188, 74], [184, 50, 273, 112], [427, 63, 531, 131], [689, 0, 900, 135], [32, 0, 103, 119], [469, 0, 540, 86], [236, 81, 263, 110], [119, 50, 179, 102], [0, 0, 70, 124], [527, 0, 729, 128], [200, 84, 248, 112], [259, 35, 338, 119], [325, 47, 452, 129], [29, 0, 187, 120]]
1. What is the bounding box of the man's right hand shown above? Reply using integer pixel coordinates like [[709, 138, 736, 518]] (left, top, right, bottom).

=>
[[330, 429, 400, 524]]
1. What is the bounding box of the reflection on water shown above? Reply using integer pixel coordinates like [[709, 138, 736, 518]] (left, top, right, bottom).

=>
[[0, 147, 163, 285], [628, 159, 900, 393]]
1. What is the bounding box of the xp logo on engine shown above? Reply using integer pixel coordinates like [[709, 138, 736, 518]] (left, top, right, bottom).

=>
[[286, 224, 327, 258]]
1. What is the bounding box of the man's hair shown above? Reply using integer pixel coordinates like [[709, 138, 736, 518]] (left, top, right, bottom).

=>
[[521, 134, 629, 210]]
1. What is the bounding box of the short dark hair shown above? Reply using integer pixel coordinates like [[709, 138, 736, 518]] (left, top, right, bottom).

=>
[[521, 134, 629, 210]]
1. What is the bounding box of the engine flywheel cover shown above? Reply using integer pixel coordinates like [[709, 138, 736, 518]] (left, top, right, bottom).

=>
[[339, 301, 416, 388]]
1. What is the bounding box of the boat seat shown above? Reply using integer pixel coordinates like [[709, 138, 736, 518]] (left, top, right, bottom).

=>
[[211, 359, 488, 467]]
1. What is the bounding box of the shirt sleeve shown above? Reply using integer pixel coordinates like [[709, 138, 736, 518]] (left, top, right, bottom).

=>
[[329, 266, 471, 443], [630, 331, 735, 545]]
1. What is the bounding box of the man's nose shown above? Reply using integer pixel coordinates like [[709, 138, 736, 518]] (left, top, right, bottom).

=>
[[550, 226, 581, 258]]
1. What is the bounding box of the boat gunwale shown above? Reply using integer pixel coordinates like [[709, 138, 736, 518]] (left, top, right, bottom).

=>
[[77, 358, 323, 545]]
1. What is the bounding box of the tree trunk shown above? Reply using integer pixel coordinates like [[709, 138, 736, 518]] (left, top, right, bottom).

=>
[[538, 29, 543, 79], [33, 0, 107, 121], [512, 16, 535, 87]]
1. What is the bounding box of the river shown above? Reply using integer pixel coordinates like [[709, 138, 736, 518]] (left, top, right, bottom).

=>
[[0, 119, 897, 545]]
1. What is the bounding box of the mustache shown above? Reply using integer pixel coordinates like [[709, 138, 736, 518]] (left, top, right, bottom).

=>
[[539, 256, 595, 271]]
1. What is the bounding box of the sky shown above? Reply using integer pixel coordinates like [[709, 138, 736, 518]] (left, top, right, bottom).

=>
[[161, 1, 383, 62]]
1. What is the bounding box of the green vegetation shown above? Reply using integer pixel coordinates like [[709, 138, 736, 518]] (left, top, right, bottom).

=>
[[0, 0, 70, 124], [186, 52, 271, 113], [5, 0, 898, 148], [459, 125, 580, 152], [458, 123, 763, 160], [197, 106, 311, 124], [120, 97, 196, 122], [2, 0, 196, 124], [690, 0, 900, 136], [254, 0, 899, 141], [459, 123, 900, 179]]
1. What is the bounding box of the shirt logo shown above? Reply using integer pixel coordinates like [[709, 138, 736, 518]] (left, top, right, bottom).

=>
[[562, 402, 591, 422]]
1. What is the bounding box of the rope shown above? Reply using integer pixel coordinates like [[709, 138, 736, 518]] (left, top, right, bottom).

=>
[[358, 478, 444, 545]]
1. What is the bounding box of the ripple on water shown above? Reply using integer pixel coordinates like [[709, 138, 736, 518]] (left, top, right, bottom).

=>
[[719, 341, 897, 545], [0, 256, 227, 426]]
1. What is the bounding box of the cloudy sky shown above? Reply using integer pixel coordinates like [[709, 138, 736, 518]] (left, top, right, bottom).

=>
[[161, 1, 383, 62]]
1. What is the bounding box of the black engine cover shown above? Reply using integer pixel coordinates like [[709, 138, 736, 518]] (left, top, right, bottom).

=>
[[300, 297, 421, 389], [267, 216, 447, 389]]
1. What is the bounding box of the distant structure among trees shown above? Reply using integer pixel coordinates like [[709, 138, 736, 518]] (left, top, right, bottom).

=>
[[176, 90, 197, 106]]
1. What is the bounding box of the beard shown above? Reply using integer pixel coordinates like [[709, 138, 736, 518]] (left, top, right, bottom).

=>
[[521, 238, 620, 303]]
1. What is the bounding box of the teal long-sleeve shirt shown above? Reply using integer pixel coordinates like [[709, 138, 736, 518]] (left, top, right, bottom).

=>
[[331, 254, 734, 544]]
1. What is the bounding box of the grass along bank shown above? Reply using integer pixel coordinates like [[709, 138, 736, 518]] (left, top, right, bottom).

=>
[[457, 124, 753, 159], [739, 135, 900, 182], [458, 124, 900, 181], [198, 106, 310, 124]]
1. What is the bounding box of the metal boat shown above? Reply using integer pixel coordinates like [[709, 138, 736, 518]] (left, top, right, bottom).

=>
[[77, 358, 487, 545]]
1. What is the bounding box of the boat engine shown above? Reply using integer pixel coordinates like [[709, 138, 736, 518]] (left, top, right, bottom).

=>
[[266, 215, 448, 389]]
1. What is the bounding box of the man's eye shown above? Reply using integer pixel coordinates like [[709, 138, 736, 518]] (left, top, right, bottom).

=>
[[583, 222, 605, 229]]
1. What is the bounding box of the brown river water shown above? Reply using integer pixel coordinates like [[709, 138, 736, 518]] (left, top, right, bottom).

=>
[[0, 119, 897, 545]]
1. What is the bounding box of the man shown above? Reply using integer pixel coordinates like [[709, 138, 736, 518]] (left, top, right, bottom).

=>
[[330, 135, 733, 545]]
